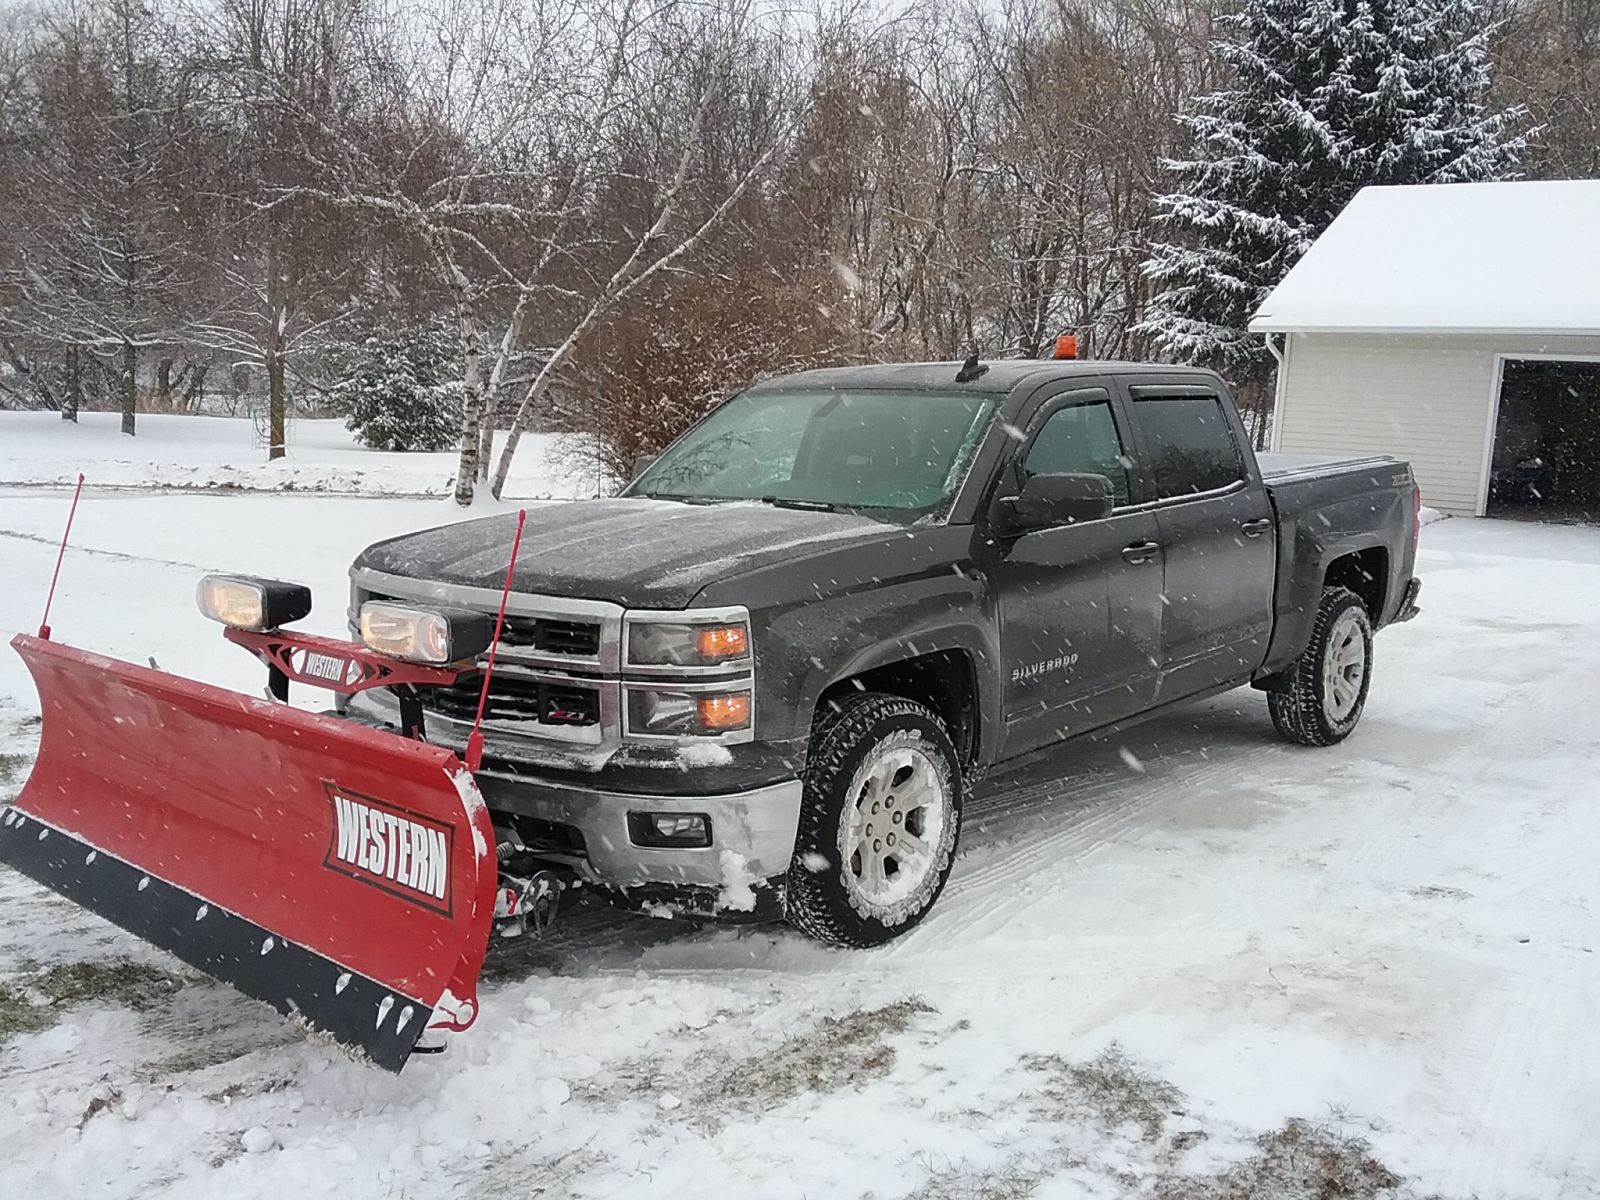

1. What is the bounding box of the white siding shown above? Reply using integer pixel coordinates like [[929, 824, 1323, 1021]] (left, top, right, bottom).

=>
[[1272, 332, 1600, 515]]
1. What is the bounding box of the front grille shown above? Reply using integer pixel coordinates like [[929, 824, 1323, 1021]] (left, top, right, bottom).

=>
[[364, 591, 601, 660], [418, 676, 600, 727], [499, 616, 601, 657]]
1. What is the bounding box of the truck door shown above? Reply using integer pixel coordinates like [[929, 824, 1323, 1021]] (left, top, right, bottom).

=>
[[1122, 382, 1275, 701], [991, 387, 1164, 758]]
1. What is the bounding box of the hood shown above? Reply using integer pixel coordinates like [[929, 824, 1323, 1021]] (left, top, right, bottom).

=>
[[352, 498, 901, 609]]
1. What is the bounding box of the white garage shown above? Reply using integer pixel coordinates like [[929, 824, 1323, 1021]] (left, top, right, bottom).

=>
[[1251, 180, 1600, 518]]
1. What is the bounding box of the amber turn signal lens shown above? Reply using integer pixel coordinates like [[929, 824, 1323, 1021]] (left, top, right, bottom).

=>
[[696, 692, 751, 730], [695, 624, 749, 660]]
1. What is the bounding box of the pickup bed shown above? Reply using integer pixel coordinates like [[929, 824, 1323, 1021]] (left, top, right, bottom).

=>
[[344, 359, 1422, 945]]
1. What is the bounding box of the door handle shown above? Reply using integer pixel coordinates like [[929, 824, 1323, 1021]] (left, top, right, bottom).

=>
[[1122, 541, 1159, 565], [1240, 518, 1272, 538]]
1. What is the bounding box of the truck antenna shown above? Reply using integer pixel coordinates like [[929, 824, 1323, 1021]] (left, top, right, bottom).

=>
[[39, 473, 86, 640], [465, 507, 528, 773]]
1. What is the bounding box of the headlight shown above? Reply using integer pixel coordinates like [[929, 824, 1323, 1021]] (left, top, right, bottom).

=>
[[626, 687, 752, 737], [196, 574, 312, 631], [626, 618, 750, 667], [359, 602, 493, 664]]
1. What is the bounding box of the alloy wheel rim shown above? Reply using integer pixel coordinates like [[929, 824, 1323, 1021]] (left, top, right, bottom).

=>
[[1322, 612, 1367, 722], [840, 741, 946, 912]]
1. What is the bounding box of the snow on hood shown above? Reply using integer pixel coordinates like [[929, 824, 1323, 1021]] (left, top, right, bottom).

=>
[[352, 497, 901, 608]]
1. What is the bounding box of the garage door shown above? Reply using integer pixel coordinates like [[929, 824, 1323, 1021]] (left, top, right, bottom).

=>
[[1488, 359, 1600, 522]]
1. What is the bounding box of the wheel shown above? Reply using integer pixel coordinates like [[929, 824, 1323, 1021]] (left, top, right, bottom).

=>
[[785, 692, 963, 948], [1268, 586, 1374, 747]]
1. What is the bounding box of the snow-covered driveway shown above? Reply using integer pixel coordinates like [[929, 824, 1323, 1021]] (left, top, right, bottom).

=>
[[2, 494, 1597, 1200]]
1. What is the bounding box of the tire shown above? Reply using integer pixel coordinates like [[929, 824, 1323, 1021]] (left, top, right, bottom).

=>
[[786, 692, 963, 948], [1268, 586, 1374, 747]]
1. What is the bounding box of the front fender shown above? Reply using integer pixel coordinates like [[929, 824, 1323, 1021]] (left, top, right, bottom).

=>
[[693, 525, 1000, 767], [801, 616, 1001, 764]]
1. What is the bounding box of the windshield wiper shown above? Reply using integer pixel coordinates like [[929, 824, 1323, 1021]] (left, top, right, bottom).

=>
[[759, 495, 839, 512], [639, 491, 842, 511], [634, 492, 722, 505]]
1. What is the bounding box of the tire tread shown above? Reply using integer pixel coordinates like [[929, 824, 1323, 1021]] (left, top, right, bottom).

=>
[[1268, 585, 1372, 747], [786, 692, 961, 948]]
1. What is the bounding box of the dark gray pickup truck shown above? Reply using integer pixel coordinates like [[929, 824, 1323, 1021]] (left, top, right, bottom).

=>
[[345, 359, 1422, 946]]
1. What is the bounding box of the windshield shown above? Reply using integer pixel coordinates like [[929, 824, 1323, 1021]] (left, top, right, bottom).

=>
[[631, 388, 997, 516]]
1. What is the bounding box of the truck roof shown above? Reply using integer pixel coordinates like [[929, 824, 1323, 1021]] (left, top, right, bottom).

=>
[[748, 359, 1219, 395]]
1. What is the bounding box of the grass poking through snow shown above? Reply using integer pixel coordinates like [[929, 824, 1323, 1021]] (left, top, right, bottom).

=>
[[0, 979, 55, 1041], [1024, 1044, 1185, 1140], [0, 958, 185, 1042], [1156, 1117, 1403, 1200], [704, 997, 935, 1107], [905, 1159, 1048, 1200]]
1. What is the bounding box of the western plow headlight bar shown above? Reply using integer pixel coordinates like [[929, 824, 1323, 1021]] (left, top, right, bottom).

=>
[[1, 510, 531, 1073]]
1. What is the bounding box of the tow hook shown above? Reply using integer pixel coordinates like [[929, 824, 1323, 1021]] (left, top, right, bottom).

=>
[[494, 869, 564, 937]]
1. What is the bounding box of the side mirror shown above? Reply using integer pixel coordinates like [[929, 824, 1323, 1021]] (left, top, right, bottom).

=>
[[992, 472, 1114, 536], [632, 454, 658, 480]]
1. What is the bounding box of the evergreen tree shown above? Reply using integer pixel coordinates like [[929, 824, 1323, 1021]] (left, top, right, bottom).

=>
[[333, 328, 464, 453], [1138, 0, 1526, 387], [1334, 0, 1524, 186]]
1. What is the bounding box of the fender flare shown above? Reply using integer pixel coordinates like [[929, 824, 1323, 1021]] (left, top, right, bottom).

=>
[[795, 622, 1002, 770]]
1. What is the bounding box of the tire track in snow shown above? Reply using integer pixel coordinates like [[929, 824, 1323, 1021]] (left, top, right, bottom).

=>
[[1310, 628, 1553, 911], [0, 527, 216, 575], [1440, 936, 1592, 1198], [898, 732, 1275, 953]]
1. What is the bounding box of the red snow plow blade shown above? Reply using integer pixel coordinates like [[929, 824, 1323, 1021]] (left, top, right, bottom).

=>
[[0, 633, 498, 1072]]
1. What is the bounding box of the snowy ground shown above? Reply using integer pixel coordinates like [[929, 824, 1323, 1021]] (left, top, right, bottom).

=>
[[2, 489, 1598, 1200], [0, 410, 601, 498]]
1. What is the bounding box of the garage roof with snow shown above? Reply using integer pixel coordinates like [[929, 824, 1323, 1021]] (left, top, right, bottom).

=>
[[1249, 180, 1600, 336]]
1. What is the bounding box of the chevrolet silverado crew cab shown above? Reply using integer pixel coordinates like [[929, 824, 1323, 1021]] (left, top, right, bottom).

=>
[[343, 359, 1422, 947]]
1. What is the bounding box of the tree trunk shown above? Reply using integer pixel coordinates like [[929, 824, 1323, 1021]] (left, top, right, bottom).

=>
[[155, 357, 175, 412], [266, 350, 287, 460], [475, 290, 531, 484], [120, 341, 137, 436], [452, 310, 485, 506], [492, 423, 525, 499], [62, 345, 80, 423], [181, 364, 208, 412], [477, 408, 495, 481], [265, 241, 288, 460]]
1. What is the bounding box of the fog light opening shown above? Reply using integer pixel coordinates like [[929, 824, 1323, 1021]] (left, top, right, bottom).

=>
[[627, 812, 713, 849]]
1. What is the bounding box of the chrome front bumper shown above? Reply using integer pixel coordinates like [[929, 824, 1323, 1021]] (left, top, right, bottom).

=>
[[473, 771, 803, 891]]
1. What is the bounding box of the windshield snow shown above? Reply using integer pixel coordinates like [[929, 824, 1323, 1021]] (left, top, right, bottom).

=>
[[632, 388, 997, 516]]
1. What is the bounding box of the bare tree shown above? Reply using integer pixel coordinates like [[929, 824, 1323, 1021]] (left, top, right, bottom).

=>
[[484, 0, 803, 498], [184, 0, 366, 456], [1489, 0, 1600, 178], [3, 0, 202, 435]]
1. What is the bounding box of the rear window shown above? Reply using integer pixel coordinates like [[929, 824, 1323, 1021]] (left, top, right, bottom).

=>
[[1133, 395, 1246, 498]]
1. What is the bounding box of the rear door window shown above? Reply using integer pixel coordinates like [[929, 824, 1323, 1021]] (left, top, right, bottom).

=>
[[1133, 395, 1246, 498]]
